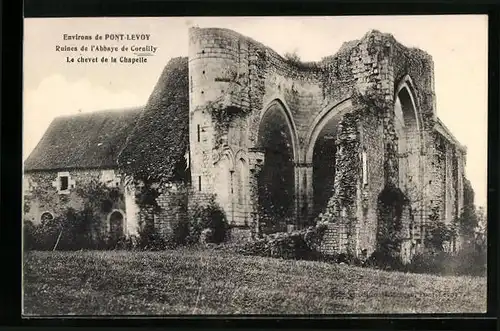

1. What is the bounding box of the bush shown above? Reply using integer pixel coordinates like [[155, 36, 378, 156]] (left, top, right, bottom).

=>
[[365, 244, 487, 276], [23, 207, 123, 251], [237, 224, 327, 261], [364, 249, 406, 271], [134, 219, 168, 251], [425, 221, 458, 251], [407, 246, 486, 276], [186, 196, 229, 245], [23, 214, 67, 251]]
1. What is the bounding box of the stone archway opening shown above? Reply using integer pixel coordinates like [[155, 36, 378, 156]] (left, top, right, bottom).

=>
[[213, 154, 233, 223], [234, 157, 249, 226], [109, 210, 125, 243], [376, 185, 411, 259], [310, 113, 343, 220], [393, 82, 423, 258], [257, 103, 295, 232], [394, 86, 421, 195]]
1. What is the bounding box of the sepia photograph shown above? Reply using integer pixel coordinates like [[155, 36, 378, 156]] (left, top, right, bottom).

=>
[[22, 15, 488, 315]]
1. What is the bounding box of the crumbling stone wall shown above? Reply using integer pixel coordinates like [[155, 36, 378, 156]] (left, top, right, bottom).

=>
[[141, 28, 472, 260], [183, 27, 467, 259], [24, 28, 468, 259]]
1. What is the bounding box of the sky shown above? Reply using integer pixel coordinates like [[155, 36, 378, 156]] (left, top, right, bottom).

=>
[[23, 15, 488, 208]]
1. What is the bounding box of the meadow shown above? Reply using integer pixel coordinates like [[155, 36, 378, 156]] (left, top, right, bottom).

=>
[[23, 248, 487, 315]]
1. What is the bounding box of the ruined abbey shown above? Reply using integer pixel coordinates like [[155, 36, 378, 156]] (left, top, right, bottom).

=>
[[24, 27, 467, 261]]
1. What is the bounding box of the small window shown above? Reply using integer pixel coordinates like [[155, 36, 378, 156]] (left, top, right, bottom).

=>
[[55, 171, 72, 193], [197, 124, 201, 142], [60, 176, 69, 190], [198, 176, 202, 191]]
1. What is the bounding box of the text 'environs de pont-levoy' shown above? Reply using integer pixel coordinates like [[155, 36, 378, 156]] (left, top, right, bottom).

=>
[[62, 33, 151, 41]]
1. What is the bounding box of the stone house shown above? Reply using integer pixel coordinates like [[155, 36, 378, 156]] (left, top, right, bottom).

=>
[[23, 27, 468, 260], [23, 108, 143, 241]]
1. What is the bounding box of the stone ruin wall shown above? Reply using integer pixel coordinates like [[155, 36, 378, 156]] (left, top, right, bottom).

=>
[[23, 28, 467, 259], [186, 27, 468, 258]]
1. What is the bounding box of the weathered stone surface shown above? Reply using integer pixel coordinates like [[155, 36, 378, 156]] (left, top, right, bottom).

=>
[[187, 27, 467, 259], [24, 28, 467, 261]]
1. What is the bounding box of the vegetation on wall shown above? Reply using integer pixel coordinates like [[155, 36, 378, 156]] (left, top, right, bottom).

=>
[[237, 223, 328, 260], [207, 103, 244, 151], [282, 51, 320, 71], [116, 57, 190, 242], [458, 177, 480, 240], [118, 57, 190, 185], [333, 111, 361, 213], [24, 180, 125, 251], [186, 195, 229, 245], [375, 185, 409, 260]]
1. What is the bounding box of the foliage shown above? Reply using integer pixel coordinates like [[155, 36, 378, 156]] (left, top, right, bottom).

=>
[[376, 185, 409, 259], [186, 195, 229, 245], [208, 104, 245, 151], [23, 180, 126, 251], [333, 111, 361, 211], [283, 51, 319, 71], [424, 220, 458, 252], [367, 240, 486, 277], [133, 179, 162, 213], [364, 249, 406, 271], [134, 218, 167, 251], [24, 207, 114, 251], [118, 57, 190, 185], [407, 247, 486, 276], [237, 223, 327, 261], [284, 51, 301, 63], [457, 177, 479, 240]]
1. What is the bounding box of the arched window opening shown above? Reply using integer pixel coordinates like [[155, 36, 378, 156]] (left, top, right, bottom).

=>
[[213, 155, 232, 223], [394, 86, 421, 195], [257, 103, 295, 232], [311, 111, 343, 220], [235, 158, 248, 226], [40, 212, 54, 224], [108, 210, 125, 243]]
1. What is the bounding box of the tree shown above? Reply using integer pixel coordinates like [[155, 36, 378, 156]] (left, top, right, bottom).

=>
[[458, 178, 479, 241], [284, 50, 301, 63]]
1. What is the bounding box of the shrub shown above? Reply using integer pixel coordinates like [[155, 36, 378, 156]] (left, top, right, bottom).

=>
[[364, 249, 406, 271], [23, 214, 65, 251], [169, 216, 190, 247], [186, 196, 229, 245], [425, 221, 458, 252], [365, 244, 487, 276], [407, 245, 486, 276], [237, 224, 327, 261], [135, 219, 167, 251], [23, 220, 37, 251], [23, 206, 124, 251]]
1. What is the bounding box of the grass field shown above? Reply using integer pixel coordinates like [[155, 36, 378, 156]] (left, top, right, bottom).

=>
[[23, 249, 487, 315]]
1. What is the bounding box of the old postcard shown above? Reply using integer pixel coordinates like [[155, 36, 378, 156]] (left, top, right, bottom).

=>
[[22, 15, 488, 315]]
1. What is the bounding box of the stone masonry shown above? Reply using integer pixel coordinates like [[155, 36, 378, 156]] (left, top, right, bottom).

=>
[[187, 27, 467, 259], [24, 27, 467, 259]]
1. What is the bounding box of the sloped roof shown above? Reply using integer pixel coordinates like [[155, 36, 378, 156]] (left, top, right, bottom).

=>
[[24, 107, 143, 171]]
